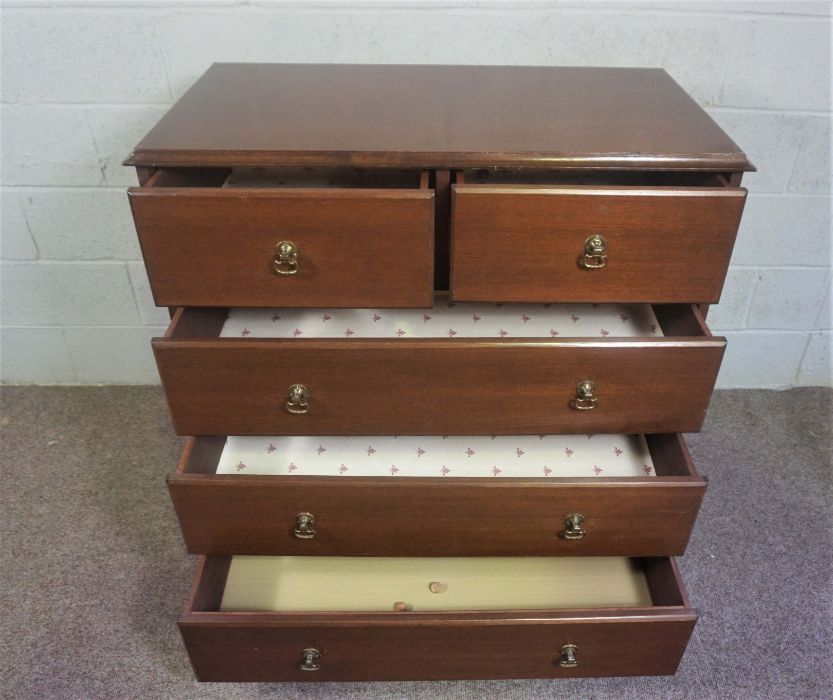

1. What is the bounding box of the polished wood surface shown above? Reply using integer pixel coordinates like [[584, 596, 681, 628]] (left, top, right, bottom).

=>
[[179, 555, 696, 681], [153, 305, 724, 436], [125, 64, 751, 171], [169, 434, 705, 557], [129, 172, 434, 308], [452, 181, 747, 304]]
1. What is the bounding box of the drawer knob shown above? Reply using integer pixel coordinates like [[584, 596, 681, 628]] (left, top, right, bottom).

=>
[[293, 512, 316, 539], [286, 383, 310, 414], [558, 643, 579, 668], [299, 647, 321, 671], [273, 240, 299, 275], [571, 380, 598, 411], [580, 234, 608, 269], [560, 513, 586, 540]]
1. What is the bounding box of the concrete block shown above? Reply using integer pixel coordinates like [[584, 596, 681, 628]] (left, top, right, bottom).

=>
[[85, 105, 170, 187], [64, 326, 165, 384], [1, 190, 38, 260], [788, 115, 832, 194], [717, 331, 808, 387], [747, 268, 829, 330], [21, 189, 140, 260], [707, 267, 757, 330], [797, 331, 831, 386], [722, 17, 831, 111], [0, 327, 75, 384], [732, 194, 831, 267], [1, 9, 170, 103], [0, 262, 140, 326], [1, 105, 102, 186], [127, 261, 171, 325]]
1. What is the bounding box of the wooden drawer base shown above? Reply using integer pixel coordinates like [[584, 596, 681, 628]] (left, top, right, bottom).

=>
[[180, 555, 696, 681]]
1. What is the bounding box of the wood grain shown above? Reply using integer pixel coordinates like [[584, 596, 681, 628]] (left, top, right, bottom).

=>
[[129, 184, 434, 308], [153, 305, 724, 436], [169, 434, 705, 557], [451, 184, 747, 303], [179, 555, 696, 681], [125, 64, 751, 171]]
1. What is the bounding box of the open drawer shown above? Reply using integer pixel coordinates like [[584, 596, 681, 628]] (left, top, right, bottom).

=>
[[128, 167, 435, 308], [153, 300, 725, 435], [169, 432, 705, 557], [451, 169, 747, 304], [180, 555, 697, 681]]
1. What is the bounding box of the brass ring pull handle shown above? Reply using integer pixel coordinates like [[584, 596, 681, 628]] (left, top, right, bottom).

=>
[[558, 643, 579, 668], [571, 380, 598, 411], [293, 512, 316, 539], [559, 513, 586, 540], [579, 234, 607, 269], [286, 384, 310, 414], [299, 648, 321, 671], [273, 241, 299, 275]]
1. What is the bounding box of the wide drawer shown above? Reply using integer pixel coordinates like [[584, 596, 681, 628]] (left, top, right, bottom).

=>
[[451, 170, 746, 304], [128, 167, 435, 308], [180, 555, 696, 681], [153, 301, 725, 435], [170, 433, 705, 556]]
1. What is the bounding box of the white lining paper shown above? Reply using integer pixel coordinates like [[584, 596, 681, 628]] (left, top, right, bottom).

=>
[[220, 303, 662, 339], [216, 433, 655, 478]]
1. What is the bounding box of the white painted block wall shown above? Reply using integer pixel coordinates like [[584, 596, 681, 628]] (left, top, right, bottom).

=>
[[1, 0, 830, 387]]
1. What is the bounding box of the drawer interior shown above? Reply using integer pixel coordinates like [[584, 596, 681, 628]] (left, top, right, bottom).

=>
[[215, 433, 656, 478], [458, 169, 733, 188], [188, 555, 688, 613], [143, 166, 428, 190], [178, 433, 698, 480], [164, 302, 712, 340]]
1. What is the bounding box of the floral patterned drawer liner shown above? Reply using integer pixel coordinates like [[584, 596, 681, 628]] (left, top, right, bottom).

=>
[[220, 303, 663, 339], [217, 434, 655, 478]]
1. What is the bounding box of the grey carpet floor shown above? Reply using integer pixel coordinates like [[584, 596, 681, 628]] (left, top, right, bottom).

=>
[[1, 387, 831, 700]]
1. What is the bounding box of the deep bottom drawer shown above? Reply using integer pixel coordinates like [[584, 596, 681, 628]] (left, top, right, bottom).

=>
[[180, 555, 696, 681]]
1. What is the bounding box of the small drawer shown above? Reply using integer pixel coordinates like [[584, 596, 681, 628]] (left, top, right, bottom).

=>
[[128, 167, 435, 308], [169, 433, 705, 557], [451, 170, 747, 304], [153, 300, 725, 435], [180, 555, 696, 681]]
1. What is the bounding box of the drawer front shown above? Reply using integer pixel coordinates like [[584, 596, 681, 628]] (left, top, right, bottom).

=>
[[182, 616, 695, 681], [451, 186, 746, 303], [154, 338, 724, 436], [170, 435, 705, 557], [128, 188, 434, 308]]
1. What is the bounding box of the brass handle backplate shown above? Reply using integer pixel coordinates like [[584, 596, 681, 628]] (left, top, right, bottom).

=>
[[273, 240, 299, 275], [558, 643, 579, 668], [299, 647, 321, 671], [293, 512, 316, 539], [580, 234, 607, 269], [571, 380, 598, 411], [560, 513, 586, 540], [286, 383, 310, 414]]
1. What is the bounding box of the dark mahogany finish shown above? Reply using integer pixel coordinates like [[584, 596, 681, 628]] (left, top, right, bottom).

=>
[[129, 168, 434, 308], [179, 556, 696, 682], [169, 434, 705, 557], [153, 304, 724, 436], [125, 64, 751, 172], [122, 64, 753, 683], [452, 173, 747, 304]]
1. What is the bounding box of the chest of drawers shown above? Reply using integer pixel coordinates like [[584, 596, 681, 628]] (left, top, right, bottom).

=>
[[125, 64, 751, 682]]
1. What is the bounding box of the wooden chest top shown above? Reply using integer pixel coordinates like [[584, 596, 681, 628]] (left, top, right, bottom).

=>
[[125, 63, 750, 171]]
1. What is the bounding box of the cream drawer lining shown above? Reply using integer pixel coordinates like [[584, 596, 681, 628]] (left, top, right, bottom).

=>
[[216, 433, 655, 478], [220, 303, 662, 339], [220, 556, 653, 612]]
